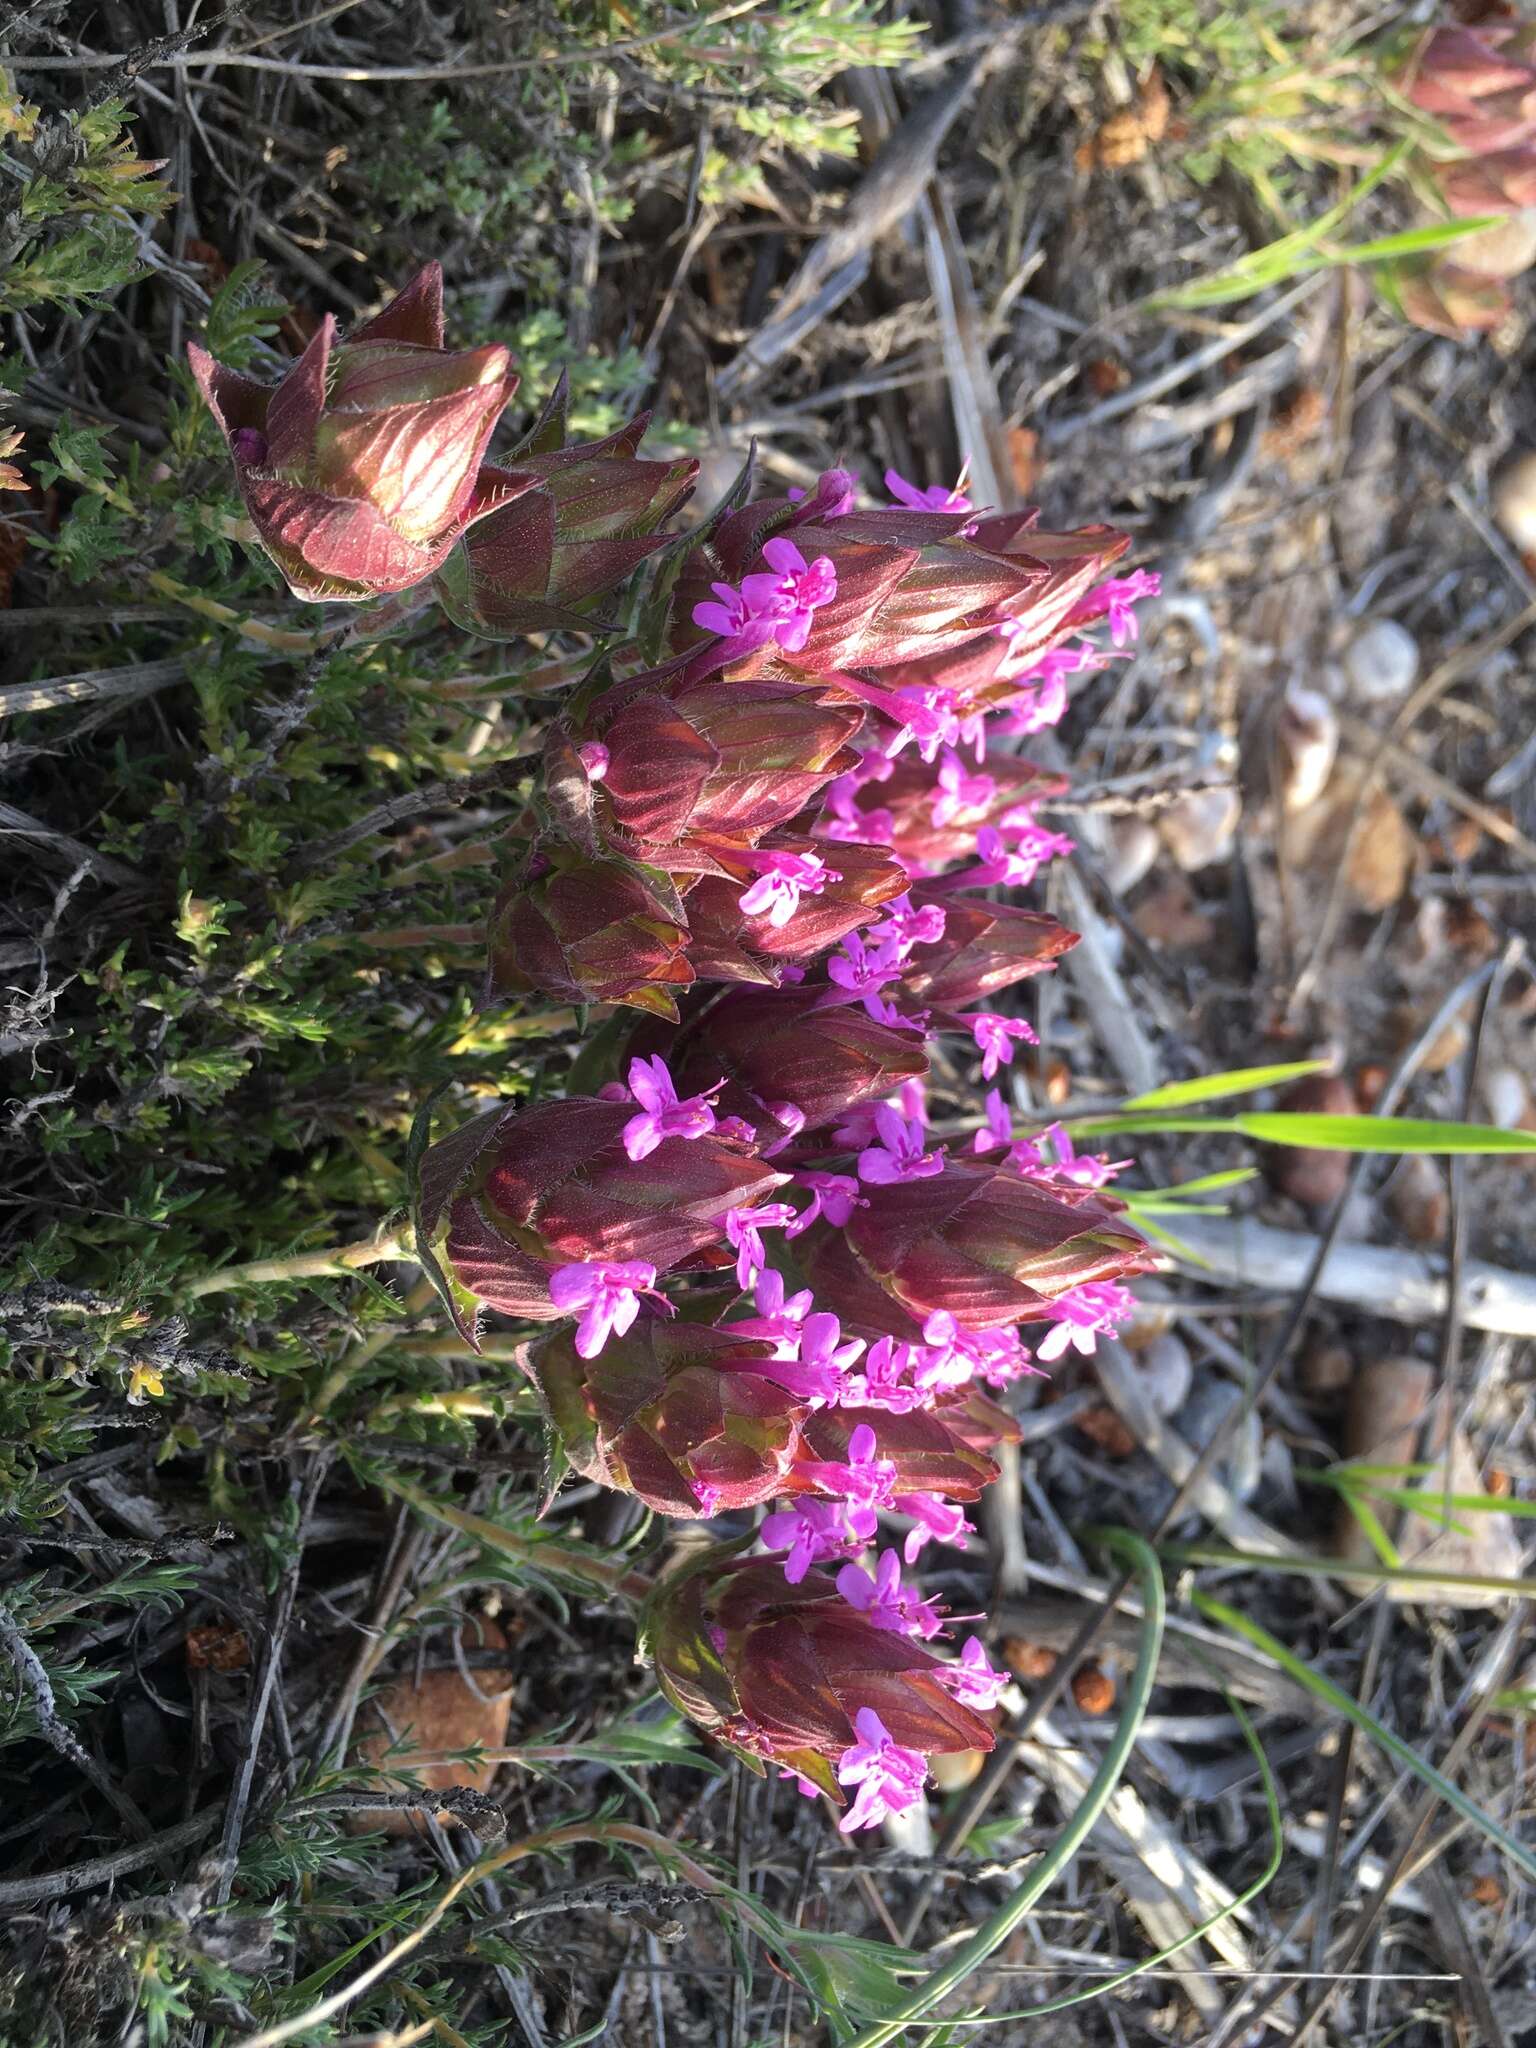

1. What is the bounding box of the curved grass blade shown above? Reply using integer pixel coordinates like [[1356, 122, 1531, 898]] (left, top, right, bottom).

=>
[[1121, 1061, 1331, 1110], [919, 1694, 1283, 2027], [842, 1527, 1166, 2048], [1067, 1110, 1536, 1154]]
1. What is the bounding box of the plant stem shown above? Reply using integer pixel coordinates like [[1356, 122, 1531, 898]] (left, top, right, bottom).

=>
[[182, 1233, 408, 1299], [145, 570, 322, 653]]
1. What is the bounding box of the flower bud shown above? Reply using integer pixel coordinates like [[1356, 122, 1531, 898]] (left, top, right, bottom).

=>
[[893, 890, 1078, 1014], [563, 670, 864, 861], [189, 263, 520, 601], [887, 520, 1131, 707], [525, 1320, 809, 1516], [664, 985, 929, 1140], [808, 1164, 1154, 1333], [645, 1549, 995, 1797], [416, 1096, 785, 1342], [672, 501, 1045, 676], [435, 401, 697, 635], [486, 839, 694, 1019], [788, 1404, 998, 1505], [682, 838, 908, 984]]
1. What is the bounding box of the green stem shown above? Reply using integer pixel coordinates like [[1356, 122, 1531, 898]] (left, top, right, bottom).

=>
[[844, 1528, 1166, 2048], [182, 1233, 407, 1299]]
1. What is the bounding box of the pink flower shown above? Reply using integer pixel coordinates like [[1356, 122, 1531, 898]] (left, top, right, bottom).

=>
[[931, 750, 996, 827], [725, 1200, 798, 1288], [918, 1313, 1041, 1392], [578, 741, 609, 781], [897, 1077, 928, 1126], [934, 1636, 1008, 1711], [886, 685, 963, 763], [758, 1101, 806, 1158], [993, 671, 1070, 733], [825, 932, 905, 1021], [884, 462, 972, 514], [729, 1266, 815, 1350], [969, 1012, 1039, 1080], [799, 1421, 897, 1512], [895, 1491, 975, 1564], [738, 849, 840, 928], [787, 1171, 865, 1234], [691, 579, 784, 653], [780, 1766, 824, 1798], [548, 1260, 663, 1360], [838, 1337, 928, 1414], [1034, 1279, 1138, 1361], [973, 1086, 1013, 1155], [622, 1055, 723, 1161], [761, 1497, 876, 1583], [857, 1105, 946, 1186], [799, 1310, 865, 1380], [739, 536, 838, 654], [836, 1549, 944, 1640], [1070, 568, 1161, 647], [836, 1706, 929, 1832], [867, 895, 947, 956], [1009, 1123, 1129, 1191], [969, 822, 1072, 890]]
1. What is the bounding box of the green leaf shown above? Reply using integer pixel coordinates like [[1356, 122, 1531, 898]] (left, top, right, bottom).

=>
[[1069, 1111, 1536, 1155], [1121, 1061, 1332, 1110]]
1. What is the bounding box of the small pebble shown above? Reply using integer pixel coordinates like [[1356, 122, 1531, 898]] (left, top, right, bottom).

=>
[[1263, 1073, 1359, 1209], [1101, 815, 1160, 897], [1385, 1153, 1448, 1245], [1071, 1663, 1116, 1715], [1159, 786, 1240, 871], [1342, 618, 1419, 704], [1298, 1341, 1353, 1397], [1174, 1374, 1263, 1505], [1138, 1332, 1193, 1417], [1493, 448, 1536, 554], [1276, 681, 1338, 813], [1481, 1063, 1530, 1130]]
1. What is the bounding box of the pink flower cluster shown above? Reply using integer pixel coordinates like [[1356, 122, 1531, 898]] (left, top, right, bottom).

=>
[[419, 456, 1162, 1831]]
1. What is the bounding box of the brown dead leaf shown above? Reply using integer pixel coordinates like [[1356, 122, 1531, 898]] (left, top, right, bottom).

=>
[[1075, 67, 1170, 172], [349, 1618, 515, 1836]]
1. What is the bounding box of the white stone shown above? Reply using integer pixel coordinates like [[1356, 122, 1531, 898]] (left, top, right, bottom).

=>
[[1493, 449, 1536, 555], [1343, 618, 1419, 704]]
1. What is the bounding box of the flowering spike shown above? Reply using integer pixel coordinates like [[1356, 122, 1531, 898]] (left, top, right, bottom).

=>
[[645, 1551, 995, 1802]]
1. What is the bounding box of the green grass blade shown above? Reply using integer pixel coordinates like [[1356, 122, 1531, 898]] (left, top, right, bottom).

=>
[[1120, 1210, 1214, 1266], [843, 1528, 1166, 2048], [1121, 1062, 1331, 1110], [1067, 1110, 1536, 1154], [1194, 1593, 1536, 1883]]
